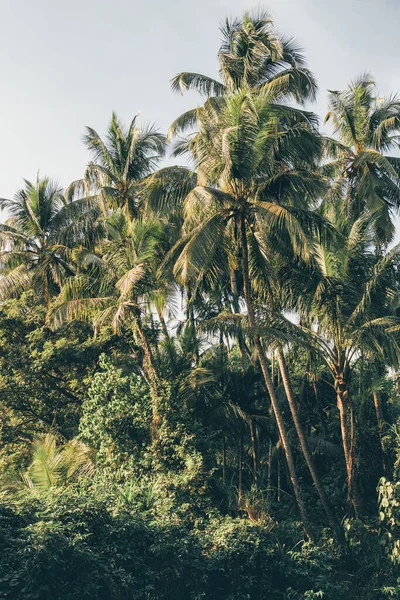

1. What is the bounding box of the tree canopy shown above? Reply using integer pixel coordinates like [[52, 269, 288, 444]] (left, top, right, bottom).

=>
[[1, 9, 400, 600]]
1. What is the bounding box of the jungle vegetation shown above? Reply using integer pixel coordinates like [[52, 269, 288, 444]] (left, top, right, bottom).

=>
[[1, 9, 400, 599]]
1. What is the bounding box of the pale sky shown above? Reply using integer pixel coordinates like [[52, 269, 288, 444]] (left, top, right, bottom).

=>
[[1, 0, 399, 225]]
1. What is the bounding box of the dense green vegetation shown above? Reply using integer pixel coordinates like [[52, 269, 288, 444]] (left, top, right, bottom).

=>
[[2, 9, 400, 598]]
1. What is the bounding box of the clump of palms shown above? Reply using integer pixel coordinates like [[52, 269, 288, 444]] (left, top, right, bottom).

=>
[[324, 74, 400, 244], [77, 112, 166, 221], [0, 176, 102, 306], [284, 209, 400, 516], [49, 214, 168, 428], [169, 85, 330, 537]]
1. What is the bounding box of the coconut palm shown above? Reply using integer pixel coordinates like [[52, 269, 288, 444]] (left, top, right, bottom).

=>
[[170, 10, 316, 122], [323, 74, 400, 244], [77, 112, 166, 221], [168, 11, 316, 145], [285, 209, 400, 516], [169, 88, 331, 537], [0, 176, 102, 307], [49, 214, 167, 429]]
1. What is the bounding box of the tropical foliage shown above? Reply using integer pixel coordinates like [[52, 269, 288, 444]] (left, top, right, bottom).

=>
[[1, 9, 400, 599]]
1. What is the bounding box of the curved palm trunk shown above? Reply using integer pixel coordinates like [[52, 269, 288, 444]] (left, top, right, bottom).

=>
[[239, 216, 313, 538], [334, 375, 360, 518], [276, 346, 344, 542]]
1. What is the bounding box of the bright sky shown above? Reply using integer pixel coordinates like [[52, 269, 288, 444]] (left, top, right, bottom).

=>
[[1, 0, 399, 231]]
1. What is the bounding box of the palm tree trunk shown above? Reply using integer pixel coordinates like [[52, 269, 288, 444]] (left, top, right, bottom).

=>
[[277, 453, 281, 502], [230, 267, 248, 371], [156, 306, 176, 374], [135, 317, 161, 434], [136, 319, 157, 378], [313, 380, 328, 437], [373, 390, 387, 473], [276, 346, 344, 541], [239, 216, 312, 537], [267, 440, 272, 504], [222, 435, 226, 487], [373, 391, 384, 433], [335, 377, 360, 517], [43, 274, 51, 308], [249, 420, 259, 487], [238, 428, 243, 502], [271, 351, 275, 386]]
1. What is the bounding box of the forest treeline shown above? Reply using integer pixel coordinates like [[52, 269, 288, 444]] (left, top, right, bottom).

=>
[[1, 9, 400, 599]]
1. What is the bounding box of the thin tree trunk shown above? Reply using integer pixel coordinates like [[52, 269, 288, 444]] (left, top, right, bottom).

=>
[[156, 306, 169, 341], [230, 267, 248, 371], [277, 346, 344, 541], [156, 306, 176, 374], [373, 390, 384, 440], [271, 351, 275, 386], [373, 391, 384, 432], [43, 275, 51, 308], [222, 435, 226, 487], [239, 216, 312, 537], [150, 313, 161, 365], [238, 429, 243, 502], [335, 378, 360, 518], [373, 391, 387, 474], [313, 380, 328, 437], [249, 420, 259, 487], [136, 317, 161, 434], [277, 453, 281, 502], [136, 319, 157, 378], [267, 440, 272, 504]]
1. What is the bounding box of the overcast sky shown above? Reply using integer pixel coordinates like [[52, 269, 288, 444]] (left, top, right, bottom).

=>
[[0, 0, 399, 212]]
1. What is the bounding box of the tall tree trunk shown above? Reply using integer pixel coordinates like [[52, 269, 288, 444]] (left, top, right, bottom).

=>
[[136, 317, 161, 434], [136, 318, 157, 379], [156, 306, 176, 374], [186, 289, 199, 364], [373, 391, 387, 474], [249, 420, 259, 487], [271, 350, 275, 386], [313, 380, 329, 437], [373, 391, 384, 433], [277, 453, 281, 502], [43, 274, 51, 308], [230, 267, 248, 371], [277, 346, 344, 541], [335, 376, 360, 518], [222, 435, 226, 487], [238, 428, 243, 502], [267, 440, 272, 504], [239, 216, 312, 537]]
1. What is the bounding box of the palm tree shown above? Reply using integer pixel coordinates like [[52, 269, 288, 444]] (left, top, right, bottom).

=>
[[168, 11, 317, 146], [3, 433, 95, 494], [0, 176, 102, 307], [285, 209, 400, 516], [323, 74, 400, 245], [170, 89, 329, 537], [49, 214, 166, 429], [170, 10, 316, 113], [77, 113, 166, 221]]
